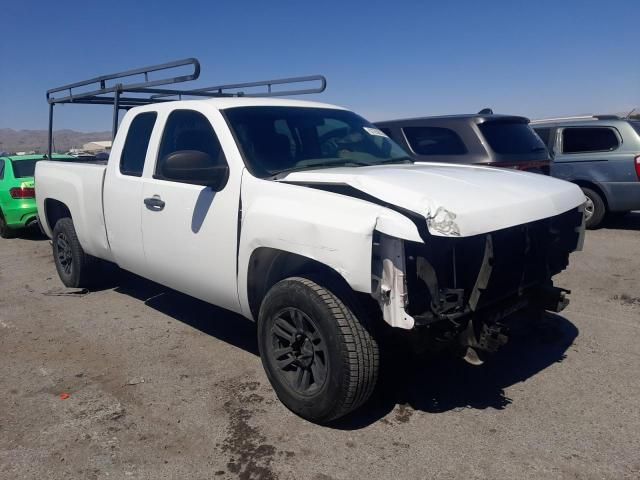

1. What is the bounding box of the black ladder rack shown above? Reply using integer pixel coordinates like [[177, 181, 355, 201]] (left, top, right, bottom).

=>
[[149, 74, 327, 100], [46, 57, 326, 157]]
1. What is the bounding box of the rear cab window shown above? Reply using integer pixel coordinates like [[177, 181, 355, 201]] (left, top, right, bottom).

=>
[[479, 121, 547, 155], [120, 112, 157, 176], [561, 127, 619, 154], [403, 126, 467, 155]]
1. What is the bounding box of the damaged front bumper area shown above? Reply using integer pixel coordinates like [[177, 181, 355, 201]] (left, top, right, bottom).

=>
[[372, 207, 584, 359]]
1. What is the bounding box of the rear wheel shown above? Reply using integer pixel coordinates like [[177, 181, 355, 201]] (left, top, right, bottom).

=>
[[52, 218, 98, 288], [582, 187, 605, 229], [258, 277, 379, 423], [0, 210, 15, 239]]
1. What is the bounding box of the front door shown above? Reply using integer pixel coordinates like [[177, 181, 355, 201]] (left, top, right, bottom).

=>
[[139, 108, 242, 313]]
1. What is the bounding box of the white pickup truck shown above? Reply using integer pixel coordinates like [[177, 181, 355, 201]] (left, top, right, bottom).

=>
[[36, 95, 586, 423]]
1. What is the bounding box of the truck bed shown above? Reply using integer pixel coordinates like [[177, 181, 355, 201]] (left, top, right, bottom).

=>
[[35, 161, 113, 262]]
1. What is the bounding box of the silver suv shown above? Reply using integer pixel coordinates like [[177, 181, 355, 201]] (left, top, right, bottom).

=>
[[532, 115, 640, 228]]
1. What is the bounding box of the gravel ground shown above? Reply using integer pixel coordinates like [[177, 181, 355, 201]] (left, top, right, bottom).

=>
[[1, 213, 639, 480]]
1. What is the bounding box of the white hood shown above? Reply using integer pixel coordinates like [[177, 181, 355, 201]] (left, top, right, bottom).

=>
[[281, 163, 586, 237]]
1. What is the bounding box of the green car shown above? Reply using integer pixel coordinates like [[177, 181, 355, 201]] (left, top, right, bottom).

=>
[[0, 154, 75, 238]]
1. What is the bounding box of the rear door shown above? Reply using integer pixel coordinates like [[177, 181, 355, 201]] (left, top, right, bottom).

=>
[[103, 111, 158, 275], [139, 107, 242, 312]]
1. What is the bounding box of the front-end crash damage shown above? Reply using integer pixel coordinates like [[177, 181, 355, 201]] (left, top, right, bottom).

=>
[[371, 235, 414, 329], [246, 164, 586, 363], [371, 206, 584, 362], [426, 207, 460, 237]]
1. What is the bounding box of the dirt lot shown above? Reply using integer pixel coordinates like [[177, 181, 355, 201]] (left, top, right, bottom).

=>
[[1, 214, 639, 480]]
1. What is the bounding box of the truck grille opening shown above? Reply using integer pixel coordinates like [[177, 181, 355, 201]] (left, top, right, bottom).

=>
[[404, 207, 583, 321]]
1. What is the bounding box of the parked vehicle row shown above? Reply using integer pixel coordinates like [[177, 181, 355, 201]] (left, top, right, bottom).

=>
[[29, 58, 587, 423]]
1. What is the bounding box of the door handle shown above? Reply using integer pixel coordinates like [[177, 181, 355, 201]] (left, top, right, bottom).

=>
[[144, 195, 165, 211]]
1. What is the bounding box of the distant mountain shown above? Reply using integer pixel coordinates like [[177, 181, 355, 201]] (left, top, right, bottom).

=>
[[0, 129, 111, 154]]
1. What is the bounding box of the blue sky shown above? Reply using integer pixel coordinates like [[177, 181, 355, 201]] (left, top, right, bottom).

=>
[[1, 0, 638, 132]]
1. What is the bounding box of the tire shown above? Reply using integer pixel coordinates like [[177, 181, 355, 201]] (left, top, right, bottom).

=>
[[257, 277, 379, 423], [51, 217, 97, 288], [0, 209, 15, 239], [582, 187, 605, 229]]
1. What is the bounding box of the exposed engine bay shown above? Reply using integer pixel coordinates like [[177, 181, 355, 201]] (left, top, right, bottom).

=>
[[372, 206, 585, 363]]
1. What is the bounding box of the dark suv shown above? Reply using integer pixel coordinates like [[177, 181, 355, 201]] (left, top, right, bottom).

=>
[[375, 113, 551, 174], [532, 116, 640, 228]]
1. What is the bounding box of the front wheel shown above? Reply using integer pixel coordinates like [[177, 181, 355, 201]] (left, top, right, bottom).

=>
[[52, 217, 98, 288], [258, 277, 379, 423]]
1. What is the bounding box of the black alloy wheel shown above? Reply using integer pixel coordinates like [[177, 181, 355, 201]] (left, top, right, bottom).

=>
[[55, 231, 74, 276], [268, 307, 328, 395]]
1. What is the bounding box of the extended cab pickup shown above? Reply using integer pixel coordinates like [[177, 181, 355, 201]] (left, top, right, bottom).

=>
[[36, 96, 586, 423]]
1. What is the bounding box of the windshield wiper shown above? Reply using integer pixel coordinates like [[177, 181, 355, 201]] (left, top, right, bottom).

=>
[[378, 156, 414, 164]]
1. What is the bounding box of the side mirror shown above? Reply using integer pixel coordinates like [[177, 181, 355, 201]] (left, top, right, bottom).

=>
[[159, 150, 229, 191]]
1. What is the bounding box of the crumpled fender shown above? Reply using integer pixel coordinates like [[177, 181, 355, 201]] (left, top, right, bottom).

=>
[[237, 175, 422, 317]]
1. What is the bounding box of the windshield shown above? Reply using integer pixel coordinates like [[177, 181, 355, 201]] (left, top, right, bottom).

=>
[[224, 106, 411, 178], [11, 159, 40, 178], [479, 122, 548, 156]]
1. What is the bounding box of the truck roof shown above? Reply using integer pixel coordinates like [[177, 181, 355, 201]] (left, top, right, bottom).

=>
[[129, 96, 346, 114]]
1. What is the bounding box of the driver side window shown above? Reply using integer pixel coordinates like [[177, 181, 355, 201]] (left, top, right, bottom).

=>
[[155, 109, 227, 181]]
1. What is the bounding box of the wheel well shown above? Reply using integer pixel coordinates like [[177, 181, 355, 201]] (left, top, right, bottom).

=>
[[572, 180, 608, 211], [44, 199, 72, 231], [247, 248, 355, 321]]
